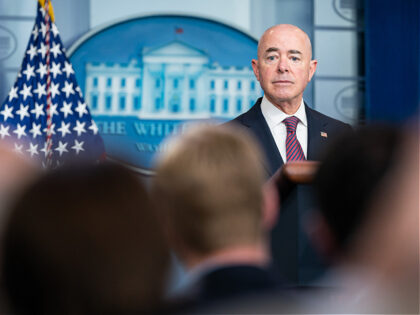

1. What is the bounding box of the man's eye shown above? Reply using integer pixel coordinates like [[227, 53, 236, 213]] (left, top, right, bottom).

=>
[[267, 56, 276, 61], [291, 56, 300, 61]]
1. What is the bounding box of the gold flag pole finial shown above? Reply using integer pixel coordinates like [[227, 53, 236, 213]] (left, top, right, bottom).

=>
[[38, 0, 55, 22]]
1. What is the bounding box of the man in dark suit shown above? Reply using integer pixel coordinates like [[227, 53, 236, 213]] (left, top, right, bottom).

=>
[[230, 24, 351, 285], [152, 125, 283, 304]]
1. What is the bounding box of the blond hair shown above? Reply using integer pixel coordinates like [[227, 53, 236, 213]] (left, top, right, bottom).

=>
[[152, 124, 266, 256]]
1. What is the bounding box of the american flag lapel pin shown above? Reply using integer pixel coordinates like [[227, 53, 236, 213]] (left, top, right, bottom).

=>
[[321, 131, 328, 138]]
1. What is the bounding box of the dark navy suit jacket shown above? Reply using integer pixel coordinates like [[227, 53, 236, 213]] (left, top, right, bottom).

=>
[[230, 98, 351, 285], [231, 97, 351, 176], [183, 265, 283, 306], [172, 265, 286, 314]]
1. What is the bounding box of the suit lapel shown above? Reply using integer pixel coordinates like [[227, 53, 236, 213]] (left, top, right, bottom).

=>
[[241, 99, 283, 176], [306, 104, 327, 160], [240, 101, 331, 173]]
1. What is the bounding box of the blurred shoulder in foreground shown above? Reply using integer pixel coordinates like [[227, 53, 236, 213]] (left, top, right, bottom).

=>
[[1, 162, 171, 314]]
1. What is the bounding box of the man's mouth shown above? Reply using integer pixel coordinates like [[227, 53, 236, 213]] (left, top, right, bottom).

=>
[[272, 80, 293, 84]]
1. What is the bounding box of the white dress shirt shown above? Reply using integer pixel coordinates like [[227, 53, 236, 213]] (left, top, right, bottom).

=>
[[260, 95, 308, 162]]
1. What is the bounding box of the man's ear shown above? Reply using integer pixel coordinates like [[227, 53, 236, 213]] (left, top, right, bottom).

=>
[[261, 180, 279, 231], [252, 59, 260, 81], [308, 59, 317, 82], [305, 211, 337, 261]]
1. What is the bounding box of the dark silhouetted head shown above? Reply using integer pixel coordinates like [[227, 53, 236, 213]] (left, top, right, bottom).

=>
[[2, 162, 170, 314]]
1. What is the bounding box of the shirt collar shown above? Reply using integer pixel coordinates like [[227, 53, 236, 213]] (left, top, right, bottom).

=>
[[261, 95, 307, 128]]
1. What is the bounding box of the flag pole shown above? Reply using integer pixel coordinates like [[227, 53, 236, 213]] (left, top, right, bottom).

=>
[[38, 0, 55, 22], [42, 0, 54, 168]]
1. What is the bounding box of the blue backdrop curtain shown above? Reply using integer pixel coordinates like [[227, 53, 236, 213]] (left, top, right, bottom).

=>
[[365, 0, 420, 122]]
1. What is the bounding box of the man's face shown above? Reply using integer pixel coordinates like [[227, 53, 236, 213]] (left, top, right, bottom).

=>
[[252, 25, 317, 109]]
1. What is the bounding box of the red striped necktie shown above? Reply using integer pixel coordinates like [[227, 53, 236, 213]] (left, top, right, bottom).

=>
[[283, 116, 306, 161]]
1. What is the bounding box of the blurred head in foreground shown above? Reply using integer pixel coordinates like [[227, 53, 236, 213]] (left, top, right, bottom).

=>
[[311, 124, 403, 260], [152, 124, 278, 272], [347, 124, 419, 313], [2, 162, 170, 314], [309, 123, 418, 313]]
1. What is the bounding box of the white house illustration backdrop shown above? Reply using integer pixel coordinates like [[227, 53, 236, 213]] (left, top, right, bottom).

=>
[[84, 40, 262, 120]]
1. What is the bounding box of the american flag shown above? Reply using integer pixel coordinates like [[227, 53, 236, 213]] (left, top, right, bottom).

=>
[[0, 1, 105, 168]]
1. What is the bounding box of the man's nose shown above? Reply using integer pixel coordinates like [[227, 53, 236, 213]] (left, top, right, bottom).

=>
[[277, 58, 289, 72]]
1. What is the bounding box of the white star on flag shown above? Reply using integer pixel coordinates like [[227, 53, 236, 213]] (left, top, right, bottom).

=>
[[14, 143, 23, 154], [13, 124, 27, 139], [30, 103, 45, 119], [38, 42, 47, 59], [36, 63, 48, 79], [57, 121, 71, 137], [62, 61, 74, 78], [0, 124, 10, 139], [50, 82, 61, 99], [55, 141, 68, 156], [27, 143, 39, 156], [40, 22, 47, 38], [33, 82, 47, 99], [49, 103, 59, 118], [23, 64, 36, 81], [43, 123, 56, 135], [26, 44, 38, 60], [51, 23, 59, 37], [31, 25, 39, 40], [8, 87, 18, 102], [16, 104, 30, 120], [50, 62, 62, 78], [60, 101, 73, 118], [89, 120, 99, 134], [39, 6, 45, 17], [75, 101, 88, 117], [40, 142, 48, 157], [1, 105, 14, 121], [75, 86, 83, 97], [61, 81, 75, 98], [29, 122, 42, 138], [73, 120, 86, 136], [72, 139, 84, 154], [19, 84, 33, 101], [50, 42, 62, 58]]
